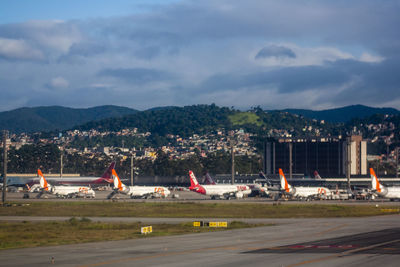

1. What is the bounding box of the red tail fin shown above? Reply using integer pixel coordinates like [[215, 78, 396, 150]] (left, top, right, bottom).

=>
[[204, 173, 216, 185], [314, 170, 321, 179], [189, 171, 199, 188], [101, 161, 116, 179]]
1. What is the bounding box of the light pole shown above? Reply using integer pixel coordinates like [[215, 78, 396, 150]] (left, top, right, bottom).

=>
[[2, 130, 8, 205], [130, 154, 134, 186]]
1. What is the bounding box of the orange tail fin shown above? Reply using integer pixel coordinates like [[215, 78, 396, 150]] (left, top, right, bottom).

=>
[[38, 169, 49, 191], [279, 168, 290, 193], [370, 168, 382, 192]]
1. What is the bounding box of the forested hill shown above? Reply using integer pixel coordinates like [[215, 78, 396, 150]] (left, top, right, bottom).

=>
[[0, 105, 138, 133], [279, 104, 399, 123], [77, 104, 235, 137], [76, 104, 334, 138], [1, 103, 398, 135]]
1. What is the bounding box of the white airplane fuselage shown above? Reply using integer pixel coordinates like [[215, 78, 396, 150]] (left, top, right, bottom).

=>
[[125, 186, 171, 198], [279, 168, 330, 199], [370, 168, 400, 200], [52, 186, 95, 198], [191, 184, 251, 199], [189, 170, 251, 199], [376, 187, 400, 199], [290, 186, 331, 198]]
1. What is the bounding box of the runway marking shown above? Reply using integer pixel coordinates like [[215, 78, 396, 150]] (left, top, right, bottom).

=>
[[78, 246, 240, 267], [314, 224, 348, 237], [286, 238, 400, 267], [78, 223, 349, 267]]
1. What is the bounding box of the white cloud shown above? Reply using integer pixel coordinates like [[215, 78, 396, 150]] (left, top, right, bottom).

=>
[[0, 37, 43, 60], [25, 20, 82, 53], [50, 76, 69, 88], [359, 52, 384, 63]]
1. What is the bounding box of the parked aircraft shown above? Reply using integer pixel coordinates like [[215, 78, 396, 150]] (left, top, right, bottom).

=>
[[314, 170, 322, 179], [202, 172, 254, 196], [279, 168, 331, 200], [108, 169, 170, 199], [37, 169, 95, 198], [202, 173, 216, 185], [370, 168, 400, 201], [188, 170, 251, 199], [7, 162, 116, 187]]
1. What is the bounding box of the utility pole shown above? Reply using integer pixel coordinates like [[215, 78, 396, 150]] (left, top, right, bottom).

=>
[[230, 137, 235, 185], [289, 143, 293, 179], [396, 147, 399, 178], [346, 137, 352, 193], [2, 130, 8, 205], [60, 151, 63, 178], [130, 154, 134, 186]]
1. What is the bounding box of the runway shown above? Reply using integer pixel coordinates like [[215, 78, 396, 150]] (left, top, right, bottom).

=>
[[1, 215, 399, 266]]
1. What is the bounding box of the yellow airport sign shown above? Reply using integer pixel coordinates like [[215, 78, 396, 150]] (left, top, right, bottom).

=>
[[194, 221, 228, 228], [141, 226, 153, 234], [217, 222, 228, 227], [209, 222, 217, 227], [193, 221, 201, 227]]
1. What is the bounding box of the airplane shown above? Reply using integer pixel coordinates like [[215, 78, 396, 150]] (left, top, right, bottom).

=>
[[37, 169, 95, 198], [256, 171, 282, 197], [202, 172, 254, 196], [7, 162, 116, 187], [188, 170, 251, 199], [108, 169, 170, 199], [370, 168, 400, 201], [279, 168, 331, 200], [314, 170, 322, 179], [202, 172, 216, 185]]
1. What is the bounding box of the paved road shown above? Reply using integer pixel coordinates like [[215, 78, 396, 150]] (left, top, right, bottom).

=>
[[1, 215, 399, 266]]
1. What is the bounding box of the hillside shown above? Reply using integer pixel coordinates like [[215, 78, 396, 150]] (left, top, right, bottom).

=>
[[1, 104, 398, 135], [0, 105, 138, 133], [77, 104, 234, 138], [279, 105, 399, 123], [76, 104, 333, 139]]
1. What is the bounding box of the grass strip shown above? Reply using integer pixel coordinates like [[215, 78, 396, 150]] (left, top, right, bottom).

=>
[[0, 218, 266, 250], [0, 202, 399, 218]]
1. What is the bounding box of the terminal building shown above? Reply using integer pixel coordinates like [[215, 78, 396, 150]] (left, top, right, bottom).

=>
[[263, 135, 367, 178]]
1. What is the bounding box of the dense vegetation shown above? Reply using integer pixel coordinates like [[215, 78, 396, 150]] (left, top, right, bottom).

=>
[[0, 104, 397, 134], [77, 105, 335, 138], [280, 104, 399, 123], [0, 105, 137, 133], [78, 104, 235, 137], [0, 144, 261, 177]]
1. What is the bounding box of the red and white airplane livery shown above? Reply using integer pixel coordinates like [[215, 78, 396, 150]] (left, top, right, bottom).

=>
[[371, 168, 400, 201], [279, 168, 330, 200], [110, 169, 170, 199], [189, 170, 251, 199]]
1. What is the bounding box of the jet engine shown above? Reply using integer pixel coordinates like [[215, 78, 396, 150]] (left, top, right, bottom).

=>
[[375, 186, 388, 197], [235, 191, 244, 199]]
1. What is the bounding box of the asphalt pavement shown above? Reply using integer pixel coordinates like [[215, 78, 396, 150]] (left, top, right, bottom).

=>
[[0, 215, 399, 266]]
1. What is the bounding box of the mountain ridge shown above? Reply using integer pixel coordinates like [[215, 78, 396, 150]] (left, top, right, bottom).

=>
[[270, 104, 399, 123], [0, 104, 398, 133], [0, 105, 138, 133]]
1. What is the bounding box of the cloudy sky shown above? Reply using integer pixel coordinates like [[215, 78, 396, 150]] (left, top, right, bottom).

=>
[[0, 0, 399, 111]]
